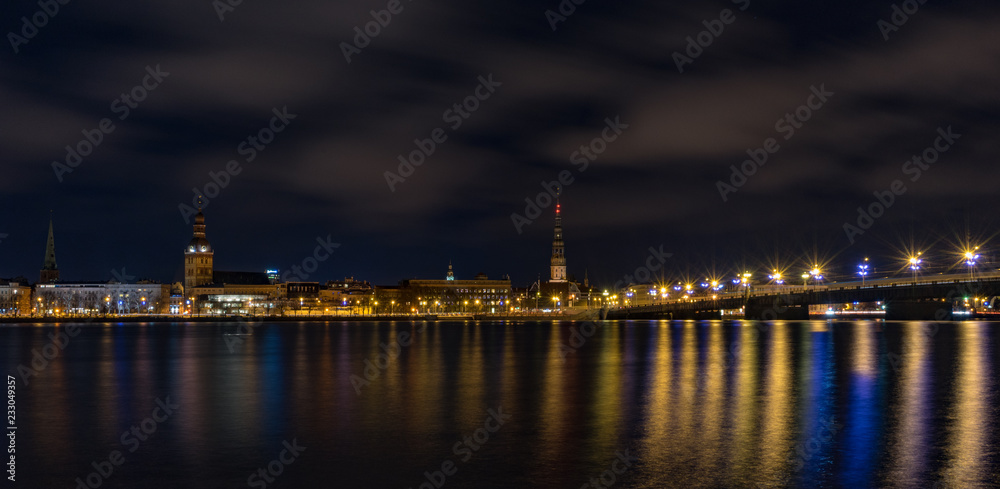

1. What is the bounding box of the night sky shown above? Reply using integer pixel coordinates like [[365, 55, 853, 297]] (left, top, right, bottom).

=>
[[2, 0, 999, 287]]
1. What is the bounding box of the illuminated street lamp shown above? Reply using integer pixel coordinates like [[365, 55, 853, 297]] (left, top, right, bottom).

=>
[[908, 252, 923, 283], [858, 258, 869, 286], [768, 271, 784, 285], [809, 266, 823, 280], [964, 247, 980, 279]]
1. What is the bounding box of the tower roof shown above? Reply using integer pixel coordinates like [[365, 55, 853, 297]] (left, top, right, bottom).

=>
[[42, 215, 57, 271], [187, 209, 212, 253]]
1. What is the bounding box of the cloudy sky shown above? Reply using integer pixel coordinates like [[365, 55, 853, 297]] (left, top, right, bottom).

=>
[[1, 0, 999, 286]]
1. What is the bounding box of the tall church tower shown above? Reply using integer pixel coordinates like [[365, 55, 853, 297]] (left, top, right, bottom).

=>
[[184, 208, 214, 290], [550, 199, 567, 283], [39, 215, 59, 283]]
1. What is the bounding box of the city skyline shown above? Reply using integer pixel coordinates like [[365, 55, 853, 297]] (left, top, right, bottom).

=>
[[3, 201, 998, 290]]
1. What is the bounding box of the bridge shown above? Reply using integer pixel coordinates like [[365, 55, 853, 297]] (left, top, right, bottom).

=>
[[605, 272, 1000, 321]]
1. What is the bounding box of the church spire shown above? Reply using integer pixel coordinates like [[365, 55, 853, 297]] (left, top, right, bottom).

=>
[[550, 196, 567, 283], [40, 213, 60, 283]]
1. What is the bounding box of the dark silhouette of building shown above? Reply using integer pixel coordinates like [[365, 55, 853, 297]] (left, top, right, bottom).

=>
[[40, 216, 59, 283]]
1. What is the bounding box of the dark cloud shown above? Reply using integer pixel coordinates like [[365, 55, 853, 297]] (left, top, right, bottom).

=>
[[1, 0, 999, 286]]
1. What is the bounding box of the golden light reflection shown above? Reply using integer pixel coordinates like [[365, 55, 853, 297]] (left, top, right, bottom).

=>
[[852, 321, 876, 378], [406, 323, 444, 437], [885, 322, 929, 488], [589, 322, 622, 462], [536, 324, 569, 472], [701, 321, 727, 478], [759, 322, 793, 481], [941, 322, 989, 486], [673, 322, 698, 461], [639, 320, 673, 479], [731, 322, 760, 480], [455, 324, 486, 429]]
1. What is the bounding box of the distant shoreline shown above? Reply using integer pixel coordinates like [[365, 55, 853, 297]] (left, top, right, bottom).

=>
[[0, 314, 588, 324]]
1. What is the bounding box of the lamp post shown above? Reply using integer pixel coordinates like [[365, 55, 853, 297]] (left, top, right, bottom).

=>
[[858, 258, 869, 286], [964, 247, 980, 280], [908, 253, 922, 284]]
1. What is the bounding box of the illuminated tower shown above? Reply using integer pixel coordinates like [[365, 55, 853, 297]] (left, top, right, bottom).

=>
[[184, 207, 214, 290], [550, 199, 567, 283], [39, 216, 59, 283], [446, 261, 455, 281]]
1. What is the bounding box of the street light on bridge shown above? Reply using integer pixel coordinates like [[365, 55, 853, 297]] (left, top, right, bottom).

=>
[[908, 253, 923, 283], [768, 271, 784, 285], [964, 247, 980, 280], [858, 258, 869, 286]]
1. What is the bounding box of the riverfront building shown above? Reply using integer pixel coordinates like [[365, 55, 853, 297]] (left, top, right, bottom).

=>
[[393, 264, 512, 314]]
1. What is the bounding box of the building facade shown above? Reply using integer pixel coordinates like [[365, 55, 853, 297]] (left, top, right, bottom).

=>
[[0, 280, 31, 316], [395, 266, 511, 314], [184, 210, 214, 290], [33, 282, 171, 316]]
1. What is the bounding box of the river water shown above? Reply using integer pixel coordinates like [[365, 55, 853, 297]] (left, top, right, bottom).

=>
[[1, 320, 998, 488]]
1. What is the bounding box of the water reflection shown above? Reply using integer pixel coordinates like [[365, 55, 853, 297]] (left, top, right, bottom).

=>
[[1, 320, 999, 488], [884, 322, 931, 488], [840, 321, 881, 487], [941, 322, 991, 487]]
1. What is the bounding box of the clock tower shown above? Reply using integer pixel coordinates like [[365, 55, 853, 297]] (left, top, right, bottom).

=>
[[184, 209, 214, 290]]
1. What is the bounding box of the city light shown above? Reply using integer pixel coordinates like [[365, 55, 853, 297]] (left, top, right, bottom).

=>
[[768, 271, 784, 284]]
